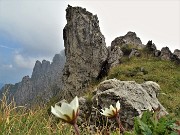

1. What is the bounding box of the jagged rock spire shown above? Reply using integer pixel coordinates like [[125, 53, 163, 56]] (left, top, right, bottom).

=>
[[62, 5, 108, 99]]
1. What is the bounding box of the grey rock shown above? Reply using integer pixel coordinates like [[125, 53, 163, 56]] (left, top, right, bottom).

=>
[[144, 40, 157, 56], [129, 48, 141, 58], [62, 5, 108, 99], [160, 47, 173, 60], [111, 31, 144, 50], [108, 46, 123, 68], [174, 49, 180, 59], [79, 79, 167, 129], [155, 50, 161, 57]]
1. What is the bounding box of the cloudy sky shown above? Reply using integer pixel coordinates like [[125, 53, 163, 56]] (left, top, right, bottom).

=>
[[0, 0, 179, 84]]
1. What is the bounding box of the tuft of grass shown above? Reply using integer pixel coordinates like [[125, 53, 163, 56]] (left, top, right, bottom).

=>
[[0, 93, 73, 135], [108, 57, 180, 118], [0, 93, 120, 135]]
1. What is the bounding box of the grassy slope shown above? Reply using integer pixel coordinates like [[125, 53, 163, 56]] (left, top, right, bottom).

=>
[[108, 57, 180, 118]]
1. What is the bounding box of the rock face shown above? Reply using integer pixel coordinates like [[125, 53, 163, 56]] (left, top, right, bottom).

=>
[[79, 79, 168, 130], [111, 31, 143, 50], [107, 46, 123, 68], [0, 53, 65, 106], [144, 40, 158, 56], [62, 5, 108, 99], [160, 47, 173, 60], [174, 49, 180, 59]]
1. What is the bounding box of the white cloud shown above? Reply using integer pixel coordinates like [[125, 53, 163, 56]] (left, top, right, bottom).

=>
[[14, 54, 36, 69], [0, 44, 14, 50], [2, 64, 13, 69], [0, 1, 67, 55], [13, 52, 52, 69]]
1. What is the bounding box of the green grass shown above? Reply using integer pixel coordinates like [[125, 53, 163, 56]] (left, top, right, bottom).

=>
[[108, 57, 180, 118]]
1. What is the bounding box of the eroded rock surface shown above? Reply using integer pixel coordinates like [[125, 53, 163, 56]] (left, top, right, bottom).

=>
[[62, 5, 108, 99], [111, 31, 143, 50], [78, 79, 167, 130], [160, 47, 173, 60], [174, 49, 180, 59]]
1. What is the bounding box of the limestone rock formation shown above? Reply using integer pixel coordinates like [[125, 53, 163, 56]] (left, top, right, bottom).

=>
[[160, 47, 173, 60], [78, 79, 167, 130], [111, 31, 144, 50], [0, 52, 65, 106], [174, 49, 180, 59], [62, 5, 108, 99], [107, 46, 123, 68], [144, 40, 158, 56]]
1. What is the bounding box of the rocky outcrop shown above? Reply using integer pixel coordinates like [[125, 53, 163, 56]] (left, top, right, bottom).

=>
[[0, 52, 65, 106], [78, 79, 167, 130], [160, 47, 173, 60], [62, 5, 108, 99], [174, 49, 180, 59], [111, 31, 144, 50]]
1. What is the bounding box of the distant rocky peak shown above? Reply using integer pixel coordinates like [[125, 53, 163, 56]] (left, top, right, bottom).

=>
[[52, 53, 65, 64]]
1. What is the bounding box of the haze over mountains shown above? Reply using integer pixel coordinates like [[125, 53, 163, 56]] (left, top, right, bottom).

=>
[[0, 83, 4, 89]]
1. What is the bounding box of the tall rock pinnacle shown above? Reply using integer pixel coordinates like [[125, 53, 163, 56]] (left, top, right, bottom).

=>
[[62, 5, 108, 99]]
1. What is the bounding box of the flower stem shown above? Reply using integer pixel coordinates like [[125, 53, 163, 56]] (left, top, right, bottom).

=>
[[115, 114, 125, 133], [73, 123, 80, 135]]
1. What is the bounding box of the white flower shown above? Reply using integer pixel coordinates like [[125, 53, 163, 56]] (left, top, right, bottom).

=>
[[100, 101, 121, 118], [51, 96, 79, 124]]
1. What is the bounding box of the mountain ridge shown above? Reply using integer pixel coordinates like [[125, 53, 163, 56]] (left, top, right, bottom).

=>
[[0, 52, 65, 106]]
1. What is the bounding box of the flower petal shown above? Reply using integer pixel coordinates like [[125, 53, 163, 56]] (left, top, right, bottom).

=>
[[51, 106, 69, 121], [60, 102, 73, 119], [110, 105, 115, 112], [51, 106, 61, 117], [70, 96, 79, 113], [101, 108, 114, 117], [116, 101, 121, 112]]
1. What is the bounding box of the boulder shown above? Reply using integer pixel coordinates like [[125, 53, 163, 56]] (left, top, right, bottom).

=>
[[79, 79, 168, 130]]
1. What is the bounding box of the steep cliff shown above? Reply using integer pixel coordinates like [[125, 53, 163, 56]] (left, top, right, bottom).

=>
[[62, 5, 108, 99], [0, 52, 65, 106]]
